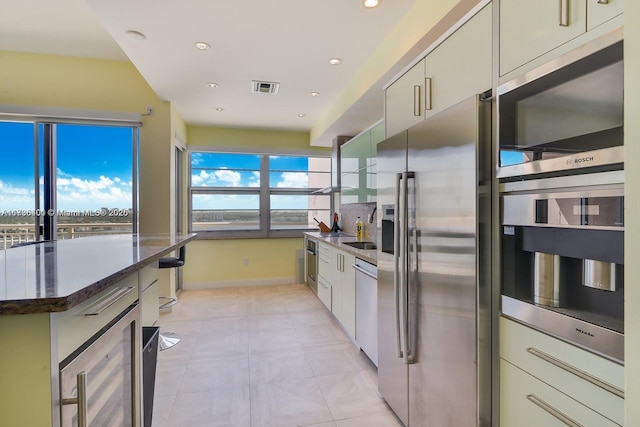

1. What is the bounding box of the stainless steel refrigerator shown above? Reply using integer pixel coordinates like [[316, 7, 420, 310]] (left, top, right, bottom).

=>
[[376, 95, 492, 426]]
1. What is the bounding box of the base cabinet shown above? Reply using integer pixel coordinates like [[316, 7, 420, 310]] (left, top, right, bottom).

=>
[[500, 317, 624, 426], [0, 273, 143, 427], [317, 275, 332, 311], [316, 242, 356, 338], [335, 250, 356, 338], [501, 359, 619, 427]]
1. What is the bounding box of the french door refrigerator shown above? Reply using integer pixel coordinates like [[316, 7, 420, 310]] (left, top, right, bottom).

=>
[[377, 95, 492, 426]]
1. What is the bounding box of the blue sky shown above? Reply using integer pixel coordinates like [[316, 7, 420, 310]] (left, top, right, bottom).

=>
[[0, 122, 134, 211]]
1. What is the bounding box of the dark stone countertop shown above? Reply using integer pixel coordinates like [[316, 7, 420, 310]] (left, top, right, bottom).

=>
[[0, 233, 197, 315], [304, 231, 377, 266]]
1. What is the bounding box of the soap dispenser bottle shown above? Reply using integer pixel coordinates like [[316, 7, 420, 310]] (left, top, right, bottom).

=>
[[356, 217, 363, 241]]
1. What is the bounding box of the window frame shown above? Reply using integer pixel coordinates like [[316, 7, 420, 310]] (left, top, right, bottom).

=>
[[188, 146, 331, 239]]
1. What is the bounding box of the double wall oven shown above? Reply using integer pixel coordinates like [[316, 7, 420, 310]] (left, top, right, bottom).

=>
[[498, 29, 624, 364]]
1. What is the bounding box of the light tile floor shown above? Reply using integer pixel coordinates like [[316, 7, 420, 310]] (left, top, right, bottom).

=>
[[150, 284, 403, 427]]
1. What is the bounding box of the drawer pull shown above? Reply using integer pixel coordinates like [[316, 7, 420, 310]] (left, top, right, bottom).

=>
[[526, 394, 583, 427], [83, 287, 135, 316], [526, 347, 624, 398]]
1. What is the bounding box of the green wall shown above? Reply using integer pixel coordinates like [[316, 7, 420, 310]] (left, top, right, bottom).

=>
[[0, 50, 173, 235], [183, 125, 330, 287]]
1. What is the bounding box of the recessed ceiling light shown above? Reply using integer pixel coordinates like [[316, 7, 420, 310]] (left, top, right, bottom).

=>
[[363, 0, 381, 8], [309, 92, 320, 97], [206, 82, 219, 88], [195, 42, 211, 50], [298, 114, 306, 118], [125, 30, 146, 41], [216, 108, 225, 112], [329, 58, 342, 65]]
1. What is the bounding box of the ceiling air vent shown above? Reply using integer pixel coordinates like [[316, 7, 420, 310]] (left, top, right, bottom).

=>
[[252, 80, 280, 94]]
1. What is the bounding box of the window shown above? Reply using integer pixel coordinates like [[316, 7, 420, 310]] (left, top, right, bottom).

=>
[[0, 119, 139, 249], [189, 150, 331, 238]]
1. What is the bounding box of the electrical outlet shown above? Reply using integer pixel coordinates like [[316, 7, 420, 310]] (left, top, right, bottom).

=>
[[242, 258, 249, 266]]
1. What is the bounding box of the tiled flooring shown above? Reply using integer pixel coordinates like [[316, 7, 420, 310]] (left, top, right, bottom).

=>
[[151, 283, 403, 427]]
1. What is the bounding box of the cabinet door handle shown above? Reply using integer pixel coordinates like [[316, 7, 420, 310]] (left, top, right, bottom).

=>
[[597, 0, 609, 3], [62, 371, 88, 427], [526, 347, 624, 398], [526, 394, 583, 427], [558, 0, 569, 26], [424, 77, 432, 111], [413, 85, 422, 116]]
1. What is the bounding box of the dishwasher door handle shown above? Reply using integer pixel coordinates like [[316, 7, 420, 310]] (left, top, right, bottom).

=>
[[352, 264, 378, 280]]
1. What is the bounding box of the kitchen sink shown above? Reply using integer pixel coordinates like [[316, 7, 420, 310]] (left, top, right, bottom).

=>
[[343, 241, 377, 250]]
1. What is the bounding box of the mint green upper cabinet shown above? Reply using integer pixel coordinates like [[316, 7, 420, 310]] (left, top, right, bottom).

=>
[[340, 122, 384, 203], [369, 122, 385, 167], [385, 58, 426, 138], [587, 0, 623, 31], [425, 3, 492, 119], [500, 0, 587, 77], [341, 131, 371, 175]]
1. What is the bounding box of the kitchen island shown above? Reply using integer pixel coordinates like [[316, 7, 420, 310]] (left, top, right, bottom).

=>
[[0, 233, 196, 427]]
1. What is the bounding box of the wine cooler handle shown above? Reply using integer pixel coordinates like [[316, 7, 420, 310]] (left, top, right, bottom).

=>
[[62, 371, 88, 427]]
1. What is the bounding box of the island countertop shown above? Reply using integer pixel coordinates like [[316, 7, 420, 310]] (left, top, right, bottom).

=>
[[0, 233, 197, 315]]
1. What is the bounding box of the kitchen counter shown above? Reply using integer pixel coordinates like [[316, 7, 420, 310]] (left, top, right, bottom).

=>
[[304, 231, 377, 265], [0, 233, 197, 315]]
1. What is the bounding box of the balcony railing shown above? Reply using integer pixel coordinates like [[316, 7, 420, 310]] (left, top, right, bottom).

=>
[[0, 223, 133, 250]]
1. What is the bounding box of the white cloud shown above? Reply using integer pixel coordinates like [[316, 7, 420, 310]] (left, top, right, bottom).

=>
[[276, 172, 308, 188], [192, 169, 243, 187], [0, 174, 132, 211]]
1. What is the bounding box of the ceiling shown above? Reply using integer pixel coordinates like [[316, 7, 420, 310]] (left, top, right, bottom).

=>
[[0, 0, 439, 146]]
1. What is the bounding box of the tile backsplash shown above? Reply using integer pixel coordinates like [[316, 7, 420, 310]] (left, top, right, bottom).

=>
[[339, 202, 377, 242]]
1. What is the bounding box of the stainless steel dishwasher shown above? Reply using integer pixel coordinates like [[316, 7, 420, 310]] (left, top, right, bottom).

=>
[[353, 258, 378, 366]]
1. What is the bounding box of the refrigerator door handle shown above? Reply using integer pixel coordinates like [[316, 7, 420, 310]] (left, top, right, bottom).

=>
[[394, 172, 403, 358], [402, 171, 415, 364], [406, 171, 416, 364]]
